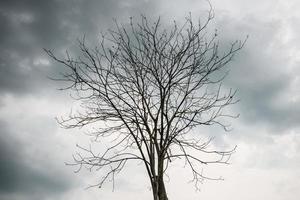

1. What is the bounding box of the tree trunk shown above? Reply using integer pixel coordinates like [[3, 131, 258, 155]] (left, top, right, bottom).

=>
[[158, 176, 168, 200], [152, 181, 158, 200], [152, 177, 168, 200], [151, 158, 168, 200]]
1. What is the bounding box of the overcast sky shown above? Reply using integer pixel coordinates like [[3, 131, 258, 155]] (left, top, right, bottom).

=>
[[0, 0, 300, 200]]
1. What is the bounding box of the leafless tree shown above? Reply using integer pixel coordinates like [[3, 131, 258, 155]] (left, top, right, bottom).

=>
[[46, 10, 245, 200]]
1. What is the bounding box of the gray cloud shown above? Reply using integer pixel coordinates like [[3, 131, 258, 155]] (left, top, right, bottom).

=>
[[0, 120, 71, 199], [0, 0, 160, 96], [214, 14, 300, 134]]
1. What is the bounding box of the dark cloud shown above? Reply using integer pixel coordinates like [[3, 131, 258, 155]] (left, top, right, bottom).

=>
[[215, 14, 300, 133], [0, 0, 159, 96], [0, 120, 72, 199]]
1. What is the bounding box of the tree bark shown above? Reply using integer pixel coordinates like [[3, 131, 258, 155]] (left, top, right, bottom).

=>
[[152, 178, 168, 200], [158, 177, 168, 200], [153, 158, 168, 200], [152, 180, 158, 200]]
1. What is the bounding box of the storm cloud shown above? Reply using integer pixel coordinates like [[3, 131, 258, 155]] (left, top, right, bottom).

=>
[[0, 119, 73, 200]]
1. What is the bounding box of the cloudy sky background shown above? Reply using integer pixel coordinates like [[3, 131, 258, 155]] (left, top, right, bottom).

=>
[[0, 0, 300, 199]]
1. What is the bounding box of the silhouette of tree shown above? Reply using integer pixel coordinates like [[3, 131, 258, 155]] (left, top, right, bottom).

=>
[[46, 10, 245, 200]]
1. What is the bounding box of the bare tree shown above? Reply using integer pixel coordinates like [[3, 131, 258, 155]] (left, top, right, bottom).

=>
[[46, 10, 245, 200]]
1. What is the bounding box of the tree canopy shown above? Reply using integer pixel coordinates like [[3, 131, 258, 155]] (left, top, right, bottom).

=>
[[46, 11, 245, 200]]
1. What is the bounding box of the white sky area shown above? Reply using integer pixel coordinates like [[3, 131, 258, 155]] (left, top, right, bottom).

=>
[[0, 0, 299, 200]]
